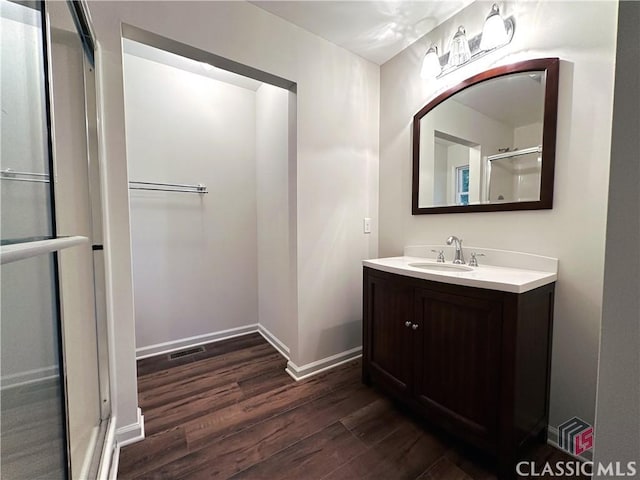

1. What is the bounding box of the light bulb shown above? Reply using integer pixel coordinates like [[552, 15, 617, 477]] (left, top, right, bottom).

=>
[[480, 4, 508, 50], [420, 45, 442, 79]]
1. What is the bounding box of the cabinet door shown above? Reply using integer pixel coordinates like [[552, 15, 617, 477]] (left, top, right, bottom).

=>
[[414, 288, 502, 444], [364, 273, 414, 395]]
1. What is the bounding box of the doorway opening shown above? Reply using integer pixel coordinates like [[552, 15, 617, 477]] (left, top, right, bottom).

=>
[[121, 32, 297, 382]]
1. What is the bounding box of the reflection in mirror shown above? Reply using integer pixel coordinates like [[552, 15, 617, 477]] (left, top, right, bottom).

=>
[[412, 58, 559, 214], [420, 71, 544, 207], [487, 146, 542, 203]]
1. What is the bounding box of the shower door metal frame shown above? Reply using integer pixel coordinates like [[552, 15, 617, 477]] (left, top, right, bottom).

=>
[[43, 0, 114, 476]]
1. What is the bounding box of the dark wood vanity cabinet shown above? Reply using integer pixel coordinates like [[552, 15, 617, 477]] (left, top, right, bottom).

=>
[[365, 273, 414, 396], [362, 267, 555, 478], [413, 288, 503, 446]]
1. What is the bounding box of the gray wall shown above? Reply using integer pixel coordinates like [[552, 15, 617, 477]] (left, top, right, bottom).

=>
[[594, 1, 640, 474]]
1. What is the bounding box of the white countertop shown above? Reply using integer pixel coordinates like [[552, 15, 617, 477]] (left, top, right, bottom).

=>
[[363, 256, 557, 293]]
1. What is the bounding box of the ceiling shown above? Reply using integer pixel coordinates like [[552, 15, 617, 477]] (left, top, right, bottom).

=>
[[250, 1, 474, 65]]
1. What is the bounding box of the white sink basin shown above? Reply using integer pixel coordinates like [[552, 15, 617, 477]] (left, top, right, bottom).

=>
[[364, 248, 558, 293], [409, 262, 473, 272]]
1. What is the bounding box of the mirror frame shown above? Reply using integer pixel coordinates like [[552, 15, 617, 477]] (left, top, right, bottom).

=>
[[412, 57, 560, 214]]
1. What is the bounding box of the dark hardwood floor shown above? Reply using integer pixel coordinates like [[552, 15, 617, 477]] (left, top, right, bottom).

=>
[[119, 333, 582, 479]]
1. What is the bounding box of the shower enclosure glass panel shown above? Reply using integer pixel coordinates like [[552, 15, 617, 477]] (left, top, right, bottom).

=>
[[47, 1, 110, 475], [0, 255, 67, 478], [1, 0, 110, 477], [0, 1, 67, 477], [1, 0, 53, 239]]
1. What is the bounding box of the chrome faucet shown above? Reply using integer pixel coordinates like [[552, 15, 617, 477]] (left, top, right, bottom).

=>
[[446, 236, 465, 264]]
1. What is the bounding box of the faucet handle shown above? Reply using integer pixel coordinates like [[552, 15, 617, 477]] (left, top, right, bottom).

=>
[[468, 252, 485, 267], [431, 249, 445, 263]]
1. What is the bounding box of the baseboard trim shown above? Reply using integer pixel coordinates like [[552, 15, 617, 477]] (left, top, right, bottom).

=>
[[116, 407, 145, 448], [547, 425, 593, 462], [135, 324, 259, 360], [286, 346, 362, 381], [97, 417, 117, 480], [1, 365, 58, 390], [257, 325, 290, 360]]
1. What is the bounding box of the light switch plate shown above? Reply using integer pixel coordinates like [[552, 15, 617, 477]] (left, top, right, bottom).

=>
[[363, 217, 371, 234]]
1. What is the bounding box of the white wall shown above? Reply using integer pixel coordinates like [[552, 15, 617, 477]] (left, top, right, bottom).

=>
[[514, 122, 542, 149], [446, 144, 471, 205], [88, 0, 379, 429], [379, 0, 617, 433], [256, 84, 294, 352], [594, 1, 640, 473], [433, 142, 447, 205], [123, 52, 259, 351]]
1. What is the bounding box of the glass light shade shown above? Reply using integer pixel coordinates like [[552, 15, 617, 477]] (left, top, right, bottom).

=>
[[420, 46, 442, 79], [448, 26, 471, 67], [480, 4, 508, 50]]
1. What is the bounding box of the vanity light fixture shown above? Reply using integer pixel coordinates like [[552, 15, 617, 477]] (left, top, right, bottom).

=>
[[420, 3, 515, 80]]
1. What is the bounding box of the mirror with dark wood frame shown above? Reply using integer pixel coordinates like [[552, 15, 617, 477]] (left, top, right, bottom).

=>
[[412, 57, 559, 214]]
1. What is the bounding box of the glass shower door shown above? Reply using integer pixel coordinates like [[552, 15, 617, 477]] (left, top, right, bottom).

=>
[[1, 0, 109, 478], [47, 1, 111, 477], [0, 0, 68, 478]]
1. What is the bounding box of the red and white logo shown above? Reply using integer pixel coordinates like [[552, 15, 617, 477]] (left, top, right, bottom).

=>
[[558, 417, 594, 456]]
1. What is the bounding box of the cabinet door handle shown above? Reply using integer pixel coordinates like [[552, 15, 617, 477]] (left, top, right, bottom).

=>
[[404, 321, 412, 327], [412, 324, 419, 330]]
